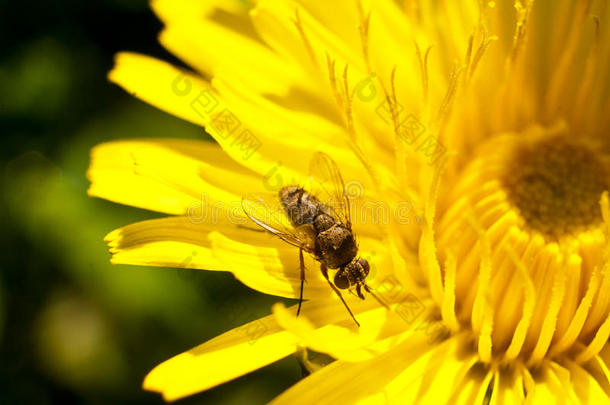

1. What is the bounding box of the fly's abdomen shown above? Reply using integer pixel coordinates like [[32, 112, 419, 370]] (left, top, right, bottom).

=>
[[279, 186, 325, 226]]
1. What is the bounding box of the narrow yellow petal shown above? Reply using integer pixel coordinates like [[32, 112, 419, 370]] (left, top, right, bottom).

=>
[[273, 298, 433, 362], [270, 332, 440, 405], [526, 361, 580, 403], [108, 52, 211, 128], [250, 0, 315, 71], [88, 139, 259, 214], [564, 360, 610, 403], [156, 9, 305, 96], [296, 0, 361, 52], [585, 352, 610, 395], [526, 254, 569, 366], [489, 367, 526, 405], [106, 216, 388, 301], [503, 244, 536, 362], [105, 216, 332, 299], [380, 334, 480, 403], [151, 0, 247, 26], [575, 314, 610, 363], [419, 163, 444, 305], [468, 214, 493, 363], [107, 52, 343, 179], [447, 364, 494, 405], [143, 313, 298, 401], [550, 265, 601, 356]]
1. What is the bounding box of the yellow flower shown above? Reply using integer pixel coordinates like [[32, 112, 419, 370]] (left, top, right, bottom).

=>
[[88, 0, 610, 403]]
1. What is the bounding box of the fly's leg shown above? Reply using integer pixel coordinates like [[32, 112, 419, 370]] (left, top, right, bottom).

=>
[[297, 248, 306, 317], [356, 284, 365, 299], [363, 282, 390, 309], [320, 264, 360, 327]]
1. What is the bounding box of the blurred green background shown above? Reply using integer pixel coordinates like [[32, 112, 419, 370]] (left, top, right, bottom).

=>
[[0, 1, 301, 403]]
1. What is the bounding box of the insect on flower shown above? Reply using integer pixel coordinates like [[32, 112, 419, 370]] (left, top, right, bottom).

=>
[[242, 152, 387, 327]]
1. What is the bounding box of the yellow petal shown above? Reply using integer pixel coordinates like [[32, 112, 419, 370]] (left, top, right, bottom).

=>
[[297, 0, 362, 52], [249, 0, 319, 73], [270, 331, 439, 405], [106, 216, 389, 300], [106, 216, 331, 299], [151, 0, 247, 26], [108, 52, 211, 128], [526, 361, 581, 404], [273, 298, 430, 362], [380, 334, 481, 404], [107, 52, 340, 178], [488, 367, 526, 405], [154, 0, 306, 96], [143, 312, 298, 401], [563, 361, 610, 403], [88, 139, 260, 214], [211, 75, 345, 149]]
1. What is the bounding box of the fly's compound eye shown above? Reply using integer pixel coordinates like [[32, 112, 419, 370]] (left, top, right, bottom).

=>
[[334, 270, 350, 289], [358, 258, 370, 277]]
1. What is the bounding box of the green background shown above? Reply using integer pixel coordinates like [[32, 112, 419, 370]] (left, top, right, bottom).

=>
[[0, 1, 301, 403]]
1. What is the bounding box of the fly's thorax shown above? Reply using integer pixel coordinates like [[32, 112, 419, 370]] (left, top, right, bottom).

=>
[[313, 213, 335, 233], [334, 258, 370, 289], [317, 224, 358, 269], [279, 185, 325, 226]]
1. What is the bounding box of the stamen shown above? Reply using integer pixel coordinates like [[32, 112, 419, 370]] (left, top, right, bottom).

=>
[[293, 8, 318, 69], [576, 193, 610, 358], [464, 35, 474, 77], [433, 63, 462, 132], [476, 0, 492, 35], [526, 252, 568, 367], [441, 251, 460, 332], [508, 0, 534, 66], [580, 254, 610, 337], [576, 313, 610, 363], [342, 65, 357, 140], [356, 0, 372, 72], [383, 66, 402, 135], [419, 160, 446, 305], [464, 210, 494, 362], [326, 55, 343, 111], [468, 33, 497, 80], [387, 66, 412, 191], [415, 42, 431, 105], [550, 265, 601, 356], [503, 245, 536, 362], [325, 54, 380, 189]]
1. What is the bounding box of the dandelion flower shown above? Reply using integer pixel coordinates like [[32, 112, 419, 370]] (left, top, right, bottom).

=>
[[89, 0, 610, 403]]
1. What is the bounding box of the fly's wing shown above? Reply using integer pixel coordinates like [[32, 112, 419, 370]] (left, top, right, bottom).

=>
[[308, 151, 352, 228], [242, 192, 315, 253]]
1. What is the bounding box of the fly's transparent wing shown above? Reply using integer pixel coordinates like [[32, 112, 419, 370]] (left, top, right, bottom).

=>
[[308, 151, 351, 227], [242, 192, 314, 252]]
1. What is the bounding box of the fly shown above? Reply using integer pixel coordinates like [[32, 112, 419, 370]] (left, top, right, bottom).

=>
[[242, 152, 386, 327]]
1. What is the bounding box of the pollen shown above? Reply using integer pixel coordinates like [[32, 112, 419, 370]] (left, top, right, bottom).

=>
[[502, 137, 609, 239]]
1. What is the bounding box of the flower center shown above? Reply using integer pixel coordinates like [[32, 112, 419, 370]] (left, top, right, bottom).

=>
[[502, 137, 609, 239], [435, 134, 610, 364]]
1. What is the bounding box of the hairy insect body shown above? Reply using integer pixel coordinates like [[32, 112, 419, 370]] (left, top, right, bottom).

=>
[[278, 185, 327, 227], [279, 185, 363, 282]]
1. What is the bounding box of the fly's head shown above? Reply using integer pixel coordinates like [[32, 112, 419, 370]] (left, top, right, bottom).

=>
[[334, 258, 370, 296]]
